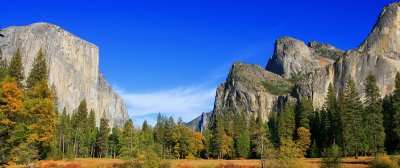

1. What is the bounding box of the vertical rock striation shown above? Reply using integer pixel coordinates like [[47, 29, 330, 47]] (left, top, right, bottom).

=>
[[0, 22, 128, 127]]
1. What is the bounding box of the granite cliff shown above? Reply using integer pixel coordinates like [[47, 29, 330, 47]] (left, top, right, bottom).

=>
[[188, 2, 400, 129], [0, 22, 128, 127]]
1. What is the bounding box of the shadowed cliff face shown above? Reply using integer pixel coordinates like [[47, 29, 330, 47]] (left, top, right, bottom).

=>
[[187, 2, 400, 127], [0, 22, 128, 127]]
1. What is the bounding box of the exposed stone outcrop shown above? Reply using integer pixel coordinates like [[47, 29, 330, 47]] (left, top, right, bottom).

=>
[[184, 112, 211, 133], [189, 2, 400, 127], [266, 37, 337, 79], [211, 62, 292, 123], [0, 22, 128, 127]]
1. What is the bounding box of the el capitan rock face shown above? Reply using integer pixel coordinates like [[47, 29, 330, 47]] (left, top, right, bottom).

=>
[[0, 22, 128, 127], [187, 2, 400, 128]]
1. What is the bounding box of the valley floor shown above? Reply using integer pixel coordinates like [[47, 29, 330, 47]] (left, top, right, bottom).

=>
[[10, 157, 373, 168], [171, 157, 371, 168]]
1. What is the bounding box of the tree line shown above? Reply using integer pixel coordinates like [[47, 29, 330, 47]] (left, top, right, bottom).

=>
[[2, 47, 400, 166]]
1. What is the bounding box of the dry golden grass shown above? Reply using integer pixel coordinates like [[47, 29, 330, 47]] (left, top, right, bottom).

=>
[[11, 156, 374, 168], [171, 157, 372, 168], [35, 158, 124, 168], [170, 159, 261, 168]]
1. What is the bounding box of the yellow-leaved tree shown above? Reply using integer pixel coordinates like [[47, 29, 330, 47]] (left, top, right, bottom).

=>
[[0, 77, 24, 163], [187, 132, 205, 159], [24, 49, 58, 159]]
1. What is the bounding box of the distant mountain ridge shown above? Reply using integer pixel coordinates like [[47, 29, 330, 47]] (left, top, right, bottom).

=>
[[188, 2, 400, 129], [0, 22, 128, 127]]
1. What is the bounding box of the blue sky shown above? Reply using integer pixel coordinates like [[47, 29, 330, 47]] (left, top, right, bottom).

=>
[[1, 0, 397, 125]]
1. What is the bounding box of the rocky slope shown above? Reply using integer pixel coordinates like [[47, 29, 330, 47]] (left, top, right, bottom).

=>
[[184, 112, 211, 133], [0, 22, 128, 127], [188, 2, 400, 127]]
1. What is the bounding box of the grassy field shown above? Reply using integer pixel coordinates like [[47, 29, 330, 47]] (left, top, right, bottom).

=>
[[170, 157, 371, 168], [11, 157, 373, 168]]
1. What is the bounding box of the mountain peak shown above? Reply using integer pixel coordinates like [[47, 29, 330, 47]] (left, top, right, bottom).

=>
[[358, 2, 400, 59]]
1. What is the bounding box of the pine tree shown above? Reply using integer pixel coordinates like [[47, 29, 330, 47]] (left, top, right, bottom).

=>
[[108, 125, 121, 158], [278, 102, 296, 144], [122, 119, 134, 149], [364, 74, 385, 155], [26, 48, 47, 89], [296, 98, 313, 129], [392, 72, 400, 150], [71, 100, 89, 157], [165, 116, 176, 158], [325, 83, 341, 146], [87, 109, 97, 157], [236, 131, 250, 158], [382, 95, 398, 154], [141, 120, 153, 146], [320, 109, 331, 149], [154, 113, 166, 158], [8, 49, 24, 88], [268, 111, 280, 146], [57, 107, 70, 157], [249, 113, 262, 158], [22, 48, 57, 158], [98, 112, 110, 158], [341, 79, 364, 158], [24, 80, 57, 159], [211, 114, 225, 159]]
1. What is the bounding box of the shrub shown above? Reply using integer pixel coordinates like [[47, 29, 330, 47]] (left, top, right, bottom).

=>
[[321, 144, 341, 168], [159, 160, 172, 168], [369, 154, 398, 168], [122, 149, 160, 168], [262, 80, 293, 96]]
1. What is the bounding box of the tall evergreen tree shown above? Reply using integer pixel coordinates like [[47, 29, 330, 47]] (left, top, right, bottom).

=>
[[236, 131, 250, 158], [392, 72, 400, 149], [122, 119, 134, 149], [98, 112, 110, 158], [141, 120, 153, 146], [278, 102, 296, 144], [382, 95, 398, 154], [71, 100, 89, 157], [364, 74, 385, 154], [324, 83, 341, 146], [211, 114, 225, 159], [108, 125, 121, 158], [26, 48, 47, 89], [24, 50, 57, 159], [87, 109, 97, 157], [341, 79, 364, 157], [56, 107, 70, 157], [154, 113, 166, 157], [296, 98, 313, 129], [8, 49, 24, 88], [24, 80, 57, 159]]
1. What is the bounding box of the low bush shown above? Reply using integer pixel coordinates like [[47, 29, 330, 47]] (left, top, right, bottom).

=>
[[321, 144, 341, 168], [159, 160, 172, 168], [369, 154, 398, 168]]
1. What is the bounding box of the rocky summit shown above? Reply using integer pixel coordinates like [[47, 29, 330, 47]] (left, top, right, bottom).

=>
[[189, 2, 400, 130], [0, 22, 128, 127]]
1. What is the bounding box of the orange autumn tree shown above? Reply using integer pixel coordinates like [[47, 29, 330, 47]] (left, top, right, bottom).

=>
[[0, 77, 25, 163]]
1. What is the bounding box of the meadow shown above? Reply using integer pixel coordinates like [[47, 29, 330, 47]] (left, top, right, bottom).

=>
[[10, 157, 373, 168]]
